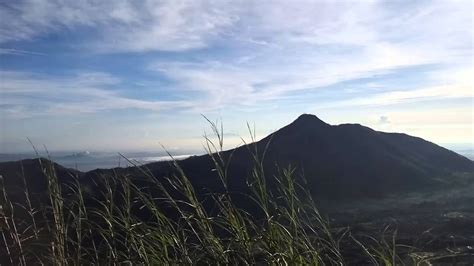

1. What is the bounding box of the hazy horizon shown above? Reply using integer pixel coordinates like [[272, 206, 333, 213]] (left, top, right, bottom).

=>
[[0, 135, 472, 172], [1, 1, 473, 153], [1, 116, 472, 156]]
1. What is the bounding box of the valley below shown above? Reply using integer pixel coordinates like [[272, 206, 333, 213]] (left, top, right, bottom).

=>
[[326, 182, 474, 264]]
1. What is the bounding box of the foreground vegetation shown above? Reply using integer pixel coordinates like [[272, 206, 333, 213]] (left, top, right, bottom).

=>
[[0, 122, 461, 265]]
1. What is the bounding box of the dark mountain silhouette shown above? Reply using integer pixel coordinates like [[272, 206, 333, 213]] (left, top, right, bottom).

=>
[[248, 114, 473, 198], [1, 114, 473, 206], [0, 158, 80, 204], [135, 114, 472, 201]]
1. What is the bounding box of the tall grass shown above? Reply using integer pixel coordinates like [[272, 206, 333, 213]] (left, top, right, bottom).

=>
[[0, 120, 453, 265]]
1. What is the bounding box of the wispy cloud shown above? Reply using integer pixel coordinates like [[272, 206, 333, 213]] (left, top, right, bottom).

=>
[[136, 1, 470, 111], [0, 0, 237, 52], [0, 48, 46, 56], [0, 71, 192, 118], [315, 68, 473, 109], [1, 1, 471, 54], [1, 1, 471, 113], [149, 49, 470, 112]]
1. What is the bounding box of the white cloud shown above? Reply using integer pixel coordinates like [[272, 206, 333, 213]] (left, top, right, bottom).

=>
[[147, 41, 442, 110], [348, 83, 471, 106], [0, 71, 192, 118], [316, 67, 473, 109], [132, 1, 470, 110], [0, 0, 237, 52], [2, 1, 471, 111], [378, 116, 390, 124], [370, 107, 473, 144], [1, 0, 472, 113], [0, 48, 46, 56], [1, 0, 471, 55]]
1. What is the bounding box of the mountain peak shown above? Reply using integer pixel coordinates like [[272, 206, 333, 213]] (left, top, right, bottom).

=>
[[293, 113, 329, 126]]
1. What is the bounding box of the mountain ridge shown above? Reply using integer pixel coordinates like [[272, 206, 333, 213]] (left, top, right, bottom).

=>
[[1, 114, 472, 203]]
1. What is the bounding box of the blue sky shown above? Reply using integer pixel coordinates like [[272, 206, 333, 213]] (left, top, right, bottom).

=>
[[0, 0, 472, 153]]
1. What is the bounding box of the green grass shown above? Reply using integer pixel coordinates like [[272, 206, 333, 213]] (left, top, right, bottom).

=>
[[0, 120, 460, 265]]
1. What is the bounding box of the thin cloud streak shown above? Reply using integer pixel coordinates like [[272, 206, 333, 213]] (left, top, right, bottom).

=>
[[314, 68, 473, 109], [0, 48, 46, 56], [0, 71, 193, 118]]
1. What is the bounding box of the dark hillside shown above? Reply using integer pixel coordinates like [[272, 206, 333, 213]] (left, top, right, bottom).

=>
[[1, 114, 472, 204]]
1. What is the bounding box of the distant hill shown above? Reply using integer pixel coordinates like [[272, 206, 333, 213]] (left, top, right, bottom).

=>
[[1, 114, 473, 205]]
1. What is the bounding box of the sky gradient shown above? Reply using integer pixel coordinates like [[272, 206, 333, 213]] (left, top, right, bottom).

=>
[[0, 0, 473, 153]]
